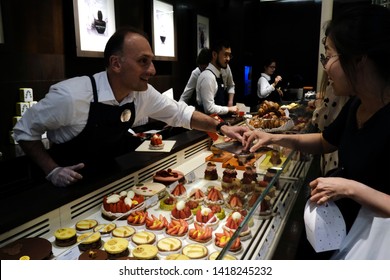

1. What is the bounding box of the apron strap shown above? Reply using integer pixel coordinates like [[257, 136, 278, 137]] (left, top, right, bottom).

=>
[[88, 75, 99, 102]]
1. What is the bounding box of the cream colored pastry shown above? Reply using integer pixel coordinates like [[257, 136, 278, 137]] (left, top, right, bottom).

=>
[[131, 182, 166, 197], [104, 238, 129, 254], [208, 251, 237, 260], [182, 244, 208, 259], [157, 237, 181, 252], [54, 228, 76, 240], [132, 244, 158, 260], [131, 231, 156, 245], [75, 219, 98, 231], [94, 223, 116, 234], [165, 253, 190, 260], [112, 226, 135, 238], [77, 232, 101, 244]]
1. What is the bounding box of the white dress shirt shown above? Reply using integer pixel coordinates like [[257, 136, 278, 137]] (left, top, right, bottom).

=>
[[14, 71, 195, 144], [257, 73, 275, 98], [180, 64, 235, 105], [179, 67, 202, 103], [196, 63, 231, 115]]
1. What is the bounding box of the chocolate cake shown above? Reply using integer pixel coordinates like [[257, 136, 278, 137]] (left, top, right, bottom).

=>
[[78, 249, 108, 260], [0, 237, 52, 260]]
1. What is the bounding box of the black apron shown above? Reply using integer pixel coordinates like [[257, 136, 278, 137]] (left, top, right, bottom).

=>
[[197, 70, 227, 112], [210, 70, 228, 106], [49, 75, 138, 175]]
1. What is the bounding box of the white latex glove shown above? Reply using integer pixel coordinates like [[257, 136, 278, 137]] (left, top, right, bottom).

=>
[[46, 163, 85, 187]]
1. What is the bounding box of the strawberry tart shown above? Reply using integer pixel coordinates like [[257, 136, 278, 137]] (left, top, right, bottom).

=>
[[223, 211, 251, 240], [149, 133, 164, 150], [194, 207, 219, 229], [102, 190, 145, 220], [171, 200, 193, 222]]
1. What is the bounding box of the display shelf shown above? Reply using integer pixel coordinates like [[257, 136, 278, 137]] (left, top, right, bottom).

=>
[[43, 149, 311, 260], [0, 137, 312, 260]]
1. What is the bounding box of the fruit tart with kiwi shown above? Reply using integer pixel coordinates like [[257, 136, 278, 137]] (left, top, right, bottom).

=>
[[185, 200, 201, 215], [170, 200, 193, 222], [208, 204, 226, 220], [102, 190, 145, 220], [159, 195, 177, 211]]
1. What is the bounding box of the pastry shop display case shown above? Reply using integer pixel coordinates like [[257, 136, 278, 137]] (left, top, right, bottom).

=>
[[0, 133, 312, 260]]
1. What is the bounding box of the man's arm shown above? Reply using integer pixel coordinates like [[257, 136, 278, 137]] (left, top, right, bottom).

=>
[[19, 140, 58, 176]]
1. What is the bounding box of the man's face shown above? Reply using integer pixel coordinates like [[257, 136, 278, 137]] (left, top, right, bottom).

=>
[[215, 47, 232, 70], [118, 33, 156, 91]]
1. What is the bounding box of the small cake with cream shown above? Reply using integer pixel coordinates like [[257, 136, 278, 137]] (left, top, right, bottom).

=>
[[153, 169, 185, 186], [77, 232, 102, 251], [94, 223, 116, 235], [204, 162, 218, 180], [182, 244, 208, 260], [75, 219, 98, 232], [104, 238, 130, 259], [157, 237, 182, 255], [171, 200, 193, 222], [131, 231, 156, 245], [54, 227, 77, 247], [112, 226, 136, 239], [132, 244, 159, 260], [149, 133, 164, 150]]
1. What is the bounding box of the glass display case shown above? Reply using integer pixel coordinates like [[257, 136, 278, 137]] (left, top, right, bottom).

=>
[[18, 143, 310, 261]]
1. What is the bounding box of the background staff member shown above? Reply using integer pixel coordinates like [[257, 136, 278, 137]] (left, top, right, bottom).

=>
[[196, 39, 237, 115], [257, 58, 283, 104], [13, 27, 248, 187]]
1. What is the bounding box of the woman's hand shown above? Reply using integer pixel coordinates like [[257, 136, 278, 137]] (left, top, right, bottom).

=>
[[309, 177, 351, 205], [242, 130, 274, 153]]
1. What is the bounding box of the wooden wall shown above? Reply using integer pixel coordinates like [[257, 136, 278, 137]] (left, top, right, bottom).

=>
[[1, 0, 366, 151]]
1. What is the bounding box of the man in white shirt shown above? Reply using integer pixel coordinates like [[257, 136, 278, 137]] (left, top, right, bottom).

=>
[[196, 40, 237, 115], [13, 27, 248, 187], [179, 48, 211, 105]]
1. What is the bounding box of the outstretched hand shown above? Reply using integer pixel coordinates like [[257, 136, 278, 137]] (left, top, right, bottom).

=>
[[46, 163, 85, 187], [242, 130, 273, 153]]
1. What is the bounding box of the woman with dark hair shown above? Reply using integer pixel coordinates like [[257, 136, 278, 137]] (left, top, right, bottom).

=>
[[256, 58, 283, 103], [244, 5, 390, 259]]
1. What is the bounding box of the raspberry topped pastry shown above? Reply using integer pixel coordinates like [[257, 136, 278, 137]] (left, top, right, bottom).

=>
[[149, 133, 164, 150]]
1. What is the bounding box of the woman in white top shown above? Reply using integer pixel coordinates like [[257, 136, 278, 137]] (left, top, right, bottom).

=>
[[257, 58, 283, 104]]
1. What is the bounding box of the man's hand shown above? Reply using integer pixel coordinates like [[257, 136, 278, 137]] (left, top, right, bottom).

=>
[[46, 163, 85, 187]]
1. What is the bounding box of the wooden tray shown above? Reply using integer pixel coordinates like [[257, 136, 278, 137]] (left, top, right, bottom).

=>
[[205, 152, 233, 163], [222, 152, 266, 171]]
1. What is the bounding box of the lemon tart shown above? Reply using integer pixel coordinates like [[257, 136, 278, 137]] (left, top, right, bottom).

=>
[[132, 244, 159, 260], [131, 231, 156, 245], [77, 232, 102, 251], [182, 244, 208, 259], [157, 237, 182, 255], [104, 238, 130, 259], [54, 227, 77, 247]]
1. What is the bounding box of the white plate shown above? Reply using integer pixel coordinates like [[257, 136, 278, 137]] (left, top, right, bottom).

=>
[[135, 140, 176, 152]]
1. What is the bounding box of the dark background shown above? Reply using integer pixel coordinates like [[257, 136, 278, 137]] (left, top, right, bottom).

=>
[[0, 0, 371, 150]]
